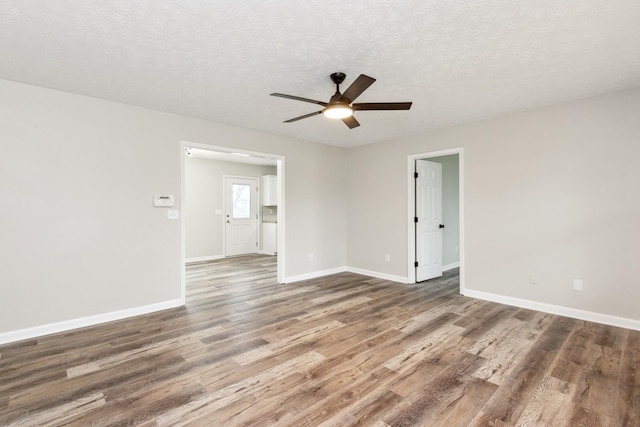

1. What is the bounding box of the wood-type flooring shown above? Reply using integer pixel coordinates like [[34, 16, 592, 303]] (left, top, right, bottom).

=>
[[1, 255, 639, 426]]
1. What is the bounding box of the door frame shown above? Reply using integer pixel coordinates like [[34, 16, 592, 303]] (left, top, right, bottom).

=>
[[407, 148, 464, 291], [180, 141, 286, 303], [222, 175, 260, 257]]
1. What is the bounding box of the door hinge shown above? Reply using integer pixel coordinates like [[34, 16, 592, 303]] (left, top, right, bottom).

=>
[[414, 261, 419, 267], [414, 172, 418, 179], [414, 217, 418, 223]]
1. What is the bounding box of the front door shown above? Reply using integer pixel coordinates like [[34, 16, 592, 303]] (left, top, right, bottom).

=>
[[224, 176, 258, 256], [415, 159, 443, 281]]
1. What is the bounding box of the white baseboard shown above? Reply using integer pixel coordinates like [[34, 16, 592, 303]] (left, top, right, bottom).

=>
[[346, 267, 410, 284], [0, 299, 184, 346], [463, 289, 640, 332], [443, 262, 460, 271], [284, 266, 348, 284], [185, 255, 224, 264]]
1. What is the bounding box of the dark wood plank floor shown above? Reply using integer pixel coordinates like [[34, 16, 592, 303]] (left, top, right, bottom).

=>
[[1, 255, 639, 426]]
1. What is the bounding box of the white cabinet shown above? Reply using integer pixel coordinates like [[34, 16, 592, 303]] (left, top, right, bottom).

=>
[[262, 175, 277, 206], [261, 175, 277, 255], [262, 223, 277, 255]]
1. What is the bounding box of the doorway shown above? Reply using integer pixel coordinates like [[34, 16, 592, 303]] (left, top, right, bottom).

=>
[[408, 148, 464, 290], [180, 142, 285, 302]]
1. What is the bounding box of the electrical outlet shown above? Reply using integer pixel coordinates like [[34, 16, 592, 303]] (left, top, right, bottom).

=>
[[308, 253, 314, 261], [573, 279, 583, 291], [529, 274, 537, 285], [385, 254, 390, 262]]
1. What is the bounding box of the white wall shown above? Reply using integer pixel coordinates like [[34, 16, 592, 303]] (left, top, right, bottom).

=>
[[185, 157, 276, 259], [0, 79, 347, 336], [347, 87, 640, 322]]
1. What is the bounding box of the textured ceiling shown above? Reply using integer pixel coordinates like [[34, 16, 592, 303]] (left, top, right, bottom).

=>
[[2, 1, 640, 148]]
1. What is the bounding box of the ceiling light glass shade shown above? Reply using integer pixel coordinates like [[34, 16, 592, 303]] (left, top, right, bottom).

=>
[[323, 104, 353, 119]]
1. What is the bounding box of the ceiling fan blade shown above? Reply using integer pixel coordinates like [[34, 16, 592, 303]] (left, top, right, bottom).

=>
[[283, 111, 323, 123], [271, 93, 328, 107], [352, 102, 413, 111], [342, 115, 360, 129], [339, 74, 376, 103]]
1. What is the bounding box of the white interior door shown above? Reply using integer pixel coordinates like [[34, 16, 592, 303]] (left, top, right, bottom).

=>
[[224, 177, 258, 256], [416, 159, 443, 281]]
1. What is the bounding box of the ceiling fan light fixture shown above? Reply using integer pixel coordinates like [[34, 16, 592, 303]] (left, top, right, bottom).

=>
[[323, 104, 353, 119]]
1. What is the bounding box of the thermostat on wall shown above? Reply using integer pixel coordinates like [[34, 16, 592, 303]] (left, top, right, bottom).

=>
[[153, 194, 174, 207]]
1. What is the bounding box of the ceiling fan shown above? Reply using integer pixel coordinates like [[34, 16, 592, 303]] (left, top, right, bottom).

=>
[[270, 72, 412, 129]]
